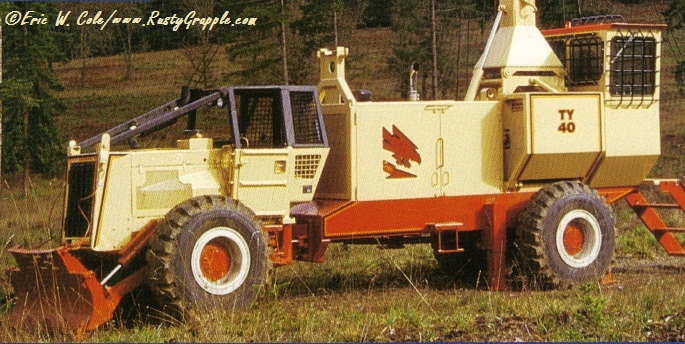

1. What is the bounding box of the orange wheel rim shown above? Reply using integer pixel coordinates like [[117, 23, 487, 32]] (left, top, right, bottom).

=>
[[200, 239, 231, 282], [563, 221, 584, 256]]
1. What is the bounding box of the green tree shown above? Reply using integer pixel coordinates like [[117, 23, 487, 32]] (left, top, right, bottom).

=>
[[224, 0, 362, 85], [536, 0, 609, 29], [291, 0, 358, 84], [1, 2, 66, 182], [293, 1, 339, 56], [388, 0, 430, 99], [223, 0, 288, 85], [388, 0, 495, 100], [664, 0, 685, 29], [359, 1, 393, 28], [182, 0, 222, 88], [664, 0, 685, 94], [143, 0, 195, 51]]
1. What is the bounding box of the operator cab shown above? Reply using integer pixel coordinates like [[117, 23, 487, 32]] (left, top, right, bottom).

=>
[[229, 87, 327, 149], [542, 15, 666, 107], [176, 86, 327, 151], [542, 15, 666, 188], [221, 86, 330, 223]]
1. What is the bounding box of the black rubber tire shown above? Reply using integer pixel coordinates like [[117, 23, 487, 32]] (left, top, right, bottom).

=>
[[146, 195, 268, 320], [431, 231, 487, 284], [513, 181, 615, 289]]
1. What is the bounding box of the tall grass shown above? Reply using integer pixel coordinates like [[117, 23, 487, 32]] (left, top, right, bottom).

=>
[[0, 176, 64, 261], [60, 245, 685, 341], [1, 179, 685, 341]]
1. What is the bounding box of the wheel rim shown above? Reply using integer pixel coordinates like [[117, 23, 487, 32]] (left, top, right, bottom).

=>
[[200, 240, 231, 282], [555, 209, 602, 268], [191, 227, 250, 295]]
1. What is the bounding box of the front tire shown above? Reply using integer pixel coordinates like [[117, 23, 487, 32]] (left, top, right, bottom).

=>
[[146, 195, 267, 319], [513, 181, 615, 289]]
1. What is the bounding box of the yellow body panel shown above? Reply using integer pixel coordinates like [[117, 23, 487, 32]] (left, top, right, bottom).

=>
[[317, 25, 661, 198], [543, 25, 663, 187], [316, 47, 356, 200], [234, 148, 290, 220], [590, 106, 660, 187], [353, 101, 502, 200], [91, 139, 224, 251], [596, 27, 662, 187], [77, 134, 327, 250], [484, 26, 564, 73], [290, 147, 330, 202], [503, 93, 604, 189], [232, 146, 329, 222], [471, 1, 566, 99]]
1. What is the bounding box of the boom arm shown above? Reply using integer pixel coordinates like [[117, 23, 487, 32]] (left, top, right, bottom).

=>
[[79, 87, 226, 150]]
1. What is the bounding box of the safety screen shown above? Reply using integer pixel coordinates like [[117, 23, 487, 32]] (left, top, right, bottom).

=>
[[610, 36, 656, 96], [548, 35, 604, 86], [64, 160, 96, 238], [290, 91, 324, 146], [236, 90, 286, 148], [569, 36, 604, 85]]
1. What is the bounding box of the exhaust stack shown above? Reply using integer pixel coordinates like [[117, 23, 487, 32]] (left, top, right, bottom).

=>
[[409, 62, 420, 101]]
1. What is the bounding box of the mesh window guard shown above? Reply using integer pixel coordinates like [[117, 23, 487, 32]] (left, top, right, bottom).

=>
[[610, 36, 656, 97], [236, 91, 286, 148], [569, 36, 604, 85], [547, 35, 604, 87], [295, 155, 322, 179], [290, 91, 324, 146]]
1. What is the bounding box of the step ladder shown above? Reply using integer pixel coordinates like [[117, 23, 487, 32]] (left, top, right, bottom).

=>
[[625, 179, 685, 256]]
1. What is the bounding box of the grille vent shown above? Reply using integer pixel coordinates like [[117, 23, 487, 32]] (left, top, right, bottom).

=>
[[295, 155, 321, 179]]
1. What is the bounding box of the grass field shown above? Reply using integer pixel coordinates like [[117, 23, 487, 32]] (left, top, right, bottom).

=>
[[3, 2, 685, 341]]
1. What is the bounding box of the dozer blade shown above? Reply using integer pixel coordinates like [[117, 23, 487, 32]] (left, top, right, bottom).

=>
[[7, 246, 145, 335]]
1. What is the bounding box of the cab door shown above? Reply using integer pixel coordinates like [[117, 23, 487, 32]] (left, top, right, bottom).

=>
[[285, 88, 329, 204], [232, 88, 291, 221]]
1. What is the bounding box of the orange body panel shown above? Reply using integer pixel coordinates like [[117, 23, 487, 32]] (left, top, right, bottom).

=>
[[290, 187, 635, 289], [8, 247, 145, 335], [293, 193, 535, 290], [542, 22, 667, 36], [294, 194, 533, 240], [7, 220, 157, 334]]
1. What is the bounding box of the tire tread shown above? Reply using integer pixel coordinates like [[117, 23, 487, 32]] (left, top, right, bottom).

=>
[[513, 181, 616, 289], [146, 195, 268, 320]]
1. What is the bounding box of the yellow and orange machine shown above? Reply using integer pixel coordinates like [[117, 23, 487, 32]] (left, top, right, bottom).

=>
[[7, 0, 684, 334]]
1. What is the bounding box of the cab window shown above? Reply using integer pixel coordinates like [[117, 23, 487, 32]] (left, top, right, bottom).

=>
[[235, 89, 287, 148], [290, 91, 325, 146], [610, 36, 656, 96]]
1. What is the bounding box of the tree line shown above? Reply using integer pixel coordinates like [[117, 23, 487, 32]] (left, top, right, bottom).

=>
[[0, 0, 680, 182]]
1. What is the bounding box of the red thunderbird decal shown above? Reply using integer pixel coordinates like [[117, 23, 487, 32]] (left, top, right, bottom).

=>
[[383, 125, 421, 179]]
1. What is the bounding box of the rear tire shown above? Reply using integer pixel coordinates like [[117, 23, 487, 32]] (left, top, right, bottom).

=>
[[146, 195, 268, 319], [513, 181, 615, 289]]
